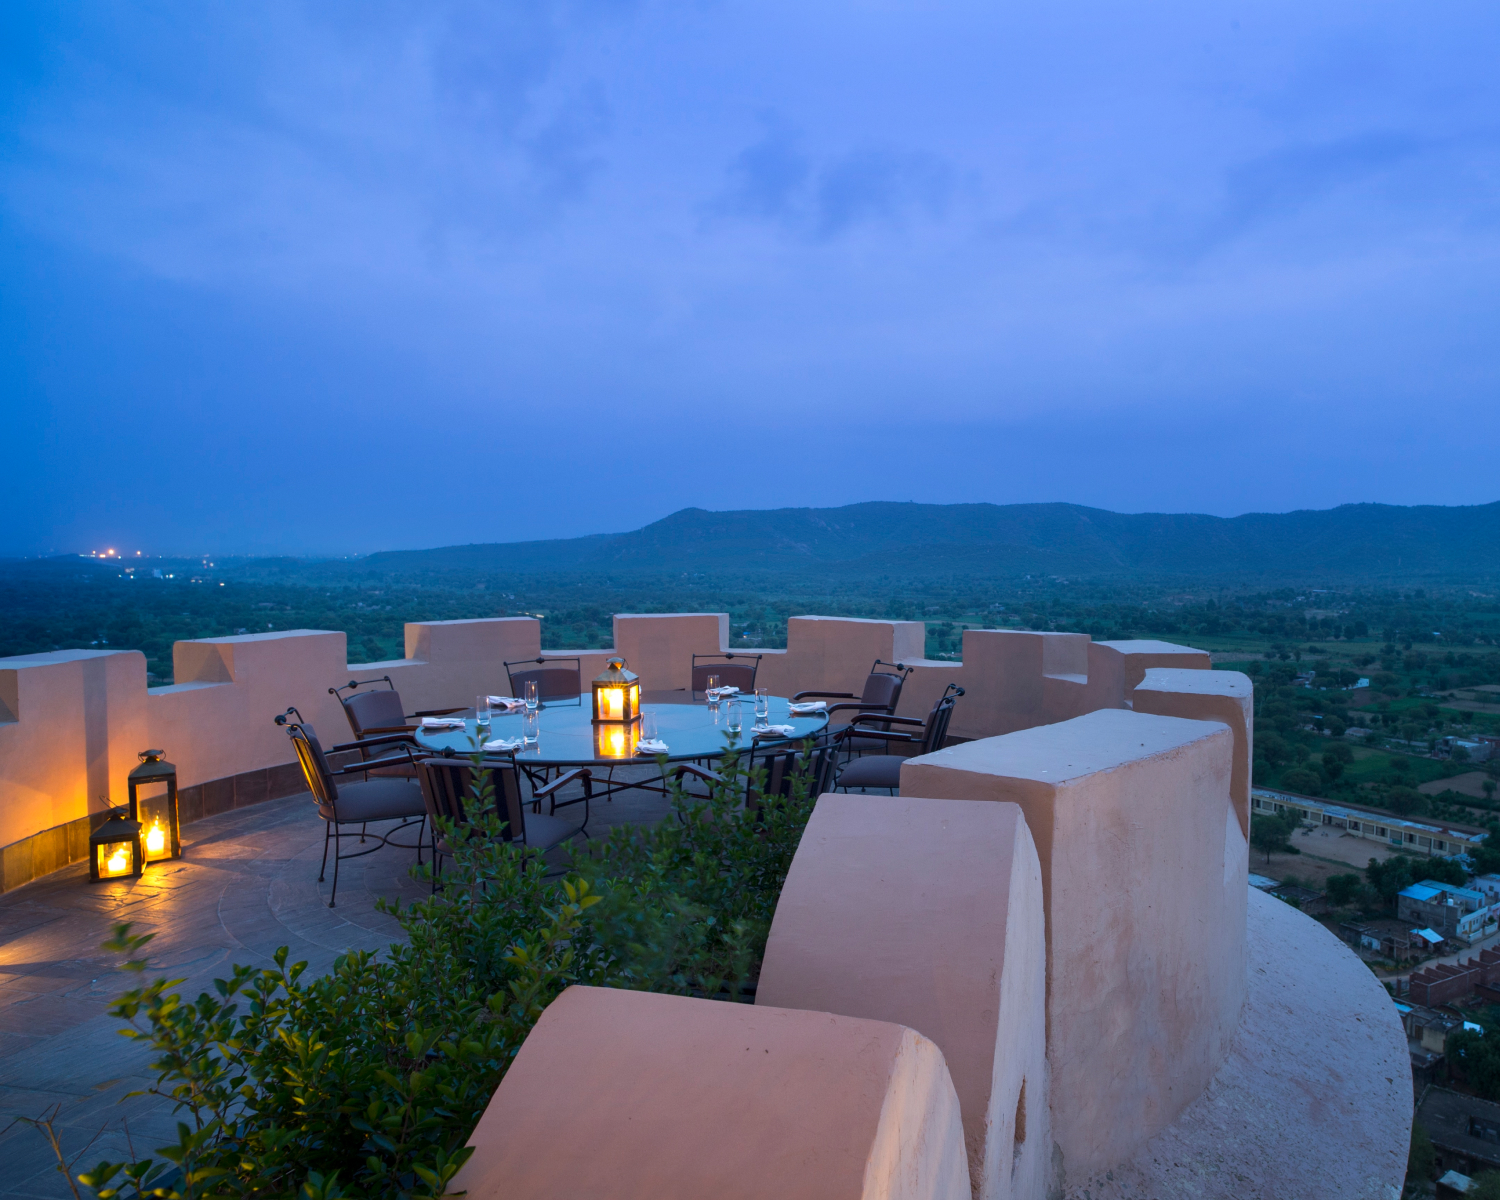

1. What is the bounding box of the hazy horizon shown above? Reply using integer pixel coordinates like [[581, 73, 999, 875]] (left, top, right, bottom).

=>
[[5, 2, 1499, 557], [12, 495, 1499, 562]]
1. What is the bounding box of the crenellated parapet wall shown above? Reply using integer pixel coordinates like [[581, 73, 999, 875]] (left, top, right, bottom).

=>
[[0, 615, 1211, 887]]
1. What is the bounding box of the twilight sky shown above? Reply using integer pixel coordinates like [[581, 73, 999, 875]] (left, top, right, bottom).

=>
[[3, 1, 1498, 556]]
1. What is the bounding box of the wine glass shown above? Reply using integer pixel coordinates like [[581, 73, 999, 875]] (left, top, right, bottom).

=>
[[524, 679, 539, 713]]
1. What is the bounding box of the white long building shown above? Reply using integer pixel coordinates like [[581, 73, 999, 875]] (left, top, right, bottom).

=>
[[1252, 787, 1488, 859]]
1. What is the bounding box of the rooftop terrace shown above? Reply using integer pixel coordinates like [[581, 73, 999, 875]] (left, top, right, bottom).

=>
[[0, 614, 1411, 1198]]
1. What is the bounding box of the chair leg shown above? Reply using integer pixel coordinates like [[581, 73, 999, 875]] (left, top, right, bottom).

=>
[[359, 820, 368, 844], [318, 822, 332, 882], [328, 826, 342, 908]]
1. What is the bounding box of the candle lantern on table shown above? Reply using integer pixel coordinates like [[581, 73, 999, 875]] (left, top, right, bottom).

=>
[[591, 658, 642, 725], [89, 807, 144, 882], [127, 749, 182, 863]]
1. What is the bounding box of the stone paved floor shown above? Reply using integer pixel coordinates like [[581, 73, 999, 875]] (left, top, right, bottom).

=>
[[0, 771, 671, 1198]]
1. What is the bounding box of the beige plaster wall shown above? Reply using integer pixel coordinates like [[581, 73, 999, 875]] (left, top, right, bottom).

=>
[[1131, 668, 1253, 837], [952, 631, 1092, 741], [612, 612, 729, 691], [753, 616, 927, 701], [757, 795, 1049, 1200], [149, 631, 350, 788], [0, 650, 149, 846], [1085, 640, 1212, 711], [450, 985, 971, 1200], [900, 710, 1241, 1182]]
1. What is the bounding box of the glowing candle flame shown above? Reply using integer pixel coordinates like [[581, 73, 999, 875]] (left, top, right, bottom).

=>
[[106, 847, 128, 874], [146, 822, 166, 857]]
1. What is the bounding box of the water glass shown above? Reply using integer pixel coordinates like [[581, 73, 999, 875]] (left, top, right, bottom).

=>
[[705, 675, 720, 705], [753, 687, 770, 729], [641, 713, 660, 743], [475, 696, 491, 732], [725, 699, 742, 734], [522, 711, 540, 745], [524, 679, 540, 712]]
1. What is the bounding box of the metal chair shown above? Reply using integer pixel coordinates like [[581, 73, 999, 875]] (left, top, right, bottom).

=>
[[414, 754, 591, 890], [672, 733, 839, 816], [504, 657, 583, 704], [833, 685, 965, 795], [794, 660, 913, 753], [690, 652, 762, 699], [279, 716, 428, 907], [329, 676, 463, 776]]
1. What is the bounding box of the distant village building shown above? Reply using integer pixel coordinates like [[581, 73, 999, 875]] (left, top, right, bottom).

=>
[[1251, 788, 1488, 859], [1418, 1088, 1500, 1180], [1399, 881, 1486, 940]]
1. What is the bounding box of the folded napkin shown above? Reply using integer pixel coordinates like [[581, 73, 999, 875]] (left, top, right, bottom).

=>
[[482, 737, 526, 752], [788, 701, 827, 714], [421, 717, 467, 729], [635, 738, 669, 755], [756, 724, 797, 737], [707, 685, 740, 697], [486, 695, 527, 711]]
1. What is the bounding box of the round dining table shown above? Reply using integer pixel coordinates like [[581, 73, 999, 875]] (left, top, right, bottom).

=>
[[411, 690, 829, 772]]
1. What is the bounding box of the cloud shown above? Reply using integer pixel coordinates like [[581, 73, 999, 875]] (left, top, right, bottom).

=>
[[707, 114, 954, 240], [713, 113, 810, 220]]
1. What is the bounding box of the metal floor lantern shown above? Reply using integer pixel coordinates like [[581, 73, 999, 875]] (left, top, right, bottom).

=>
[[89, 807, 144, 882], [127, 749, 182, 863]]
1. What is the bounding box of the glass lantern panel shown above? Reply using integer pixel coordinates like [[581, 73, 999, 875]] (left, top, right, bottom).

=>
[[97, 841, 135, 879], [136, 791, 175, 861], [598, 687, 625, 721]]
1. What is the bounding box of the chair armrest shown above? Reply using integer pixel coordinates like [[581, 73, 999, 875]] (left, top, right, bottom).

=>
[[332, 732, 416, 752], [792, 690, 858, 702], [836, 728, 922, 746], [849, 713, 927, 728], [826, 701, 890, 718], [331, 752, 413, 776], [534, 768, 592, 800], [410, 707, 465, 718], [671, 763, 723, 786]]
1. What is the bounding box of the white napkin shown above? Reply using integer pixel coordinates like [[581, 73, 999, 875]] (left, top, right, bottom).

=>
[[486, 695, 527, 711], [707, 685, 740, 697], [482, 737, 526, 752], [788, 701, 827, 714], [421, 717, 466, 729], [756, 725, 797, 737], [635, 738, 669, 755]]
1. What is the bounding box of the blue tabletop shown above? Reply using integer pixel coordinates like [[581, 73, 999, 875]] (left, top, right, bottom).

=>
[[412, 691, 829, 766]]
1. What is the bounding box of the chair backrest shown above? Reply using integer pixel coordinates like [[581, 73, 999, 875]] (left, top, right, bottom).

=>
[[285, 723, 339, 805], [505, 657, 582, 702], [691, 653, 761, 697], [342, 688, 407, 738], [415, 755, 531, 844], [746, 736, 839, 814], [858, 660, 914, 712], [920, 685, 965, 755]]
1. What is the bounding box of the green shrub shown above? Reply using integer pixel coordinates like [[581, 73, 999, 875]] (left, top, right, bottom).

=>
[[77, 738, 819, 1199]]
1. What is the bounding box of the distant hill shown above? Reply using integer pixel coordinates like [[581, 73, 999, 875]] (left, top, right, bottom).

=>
[[358, 500, 1500, 581]]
